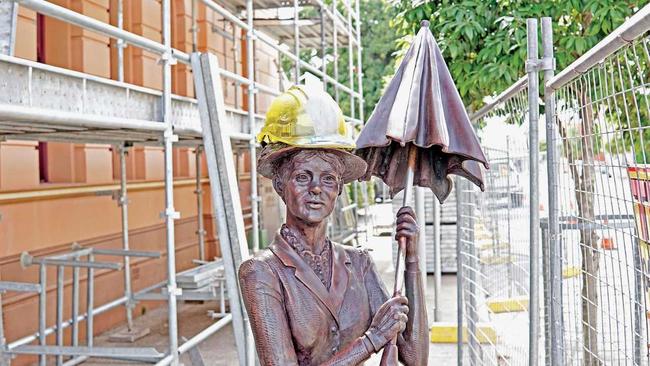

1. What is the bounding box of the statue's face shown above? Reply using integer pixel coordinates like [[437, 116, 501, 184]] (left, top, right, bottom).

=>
[[279, 155, 341, 225]]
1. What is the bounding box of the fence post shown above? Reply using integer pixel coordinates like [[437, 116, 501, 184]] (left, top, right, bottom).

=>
[[541, 222, 550, 366], [455, 176, 464, 366], [506, 137, 513, 297], [633, 240, 644, 365], [541, 17, 563, 366], [526, 18, 541, 366], [467, 184, 479, 364]]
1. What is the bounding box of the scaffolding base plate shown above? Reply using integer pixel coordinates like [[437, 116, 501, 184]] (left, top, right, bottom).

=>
[[108, 327, 151, 343]]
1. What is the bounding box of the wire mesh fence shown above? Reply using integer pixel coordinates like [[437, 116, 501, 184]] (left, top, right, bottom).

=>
[[458, 85, 540, 365], [456, 9, 650, 366], [546, 28, 650, 366]]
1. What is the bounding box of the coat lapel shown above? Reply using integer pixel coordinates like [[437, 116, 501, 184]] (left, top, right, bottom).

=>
[[269, 233, 340, 324], [329, 243, 351, 316]]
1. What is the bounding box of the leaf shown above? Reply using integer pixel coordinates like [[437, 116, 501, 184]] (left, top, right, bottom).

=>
[[464, 27, 473, 41]]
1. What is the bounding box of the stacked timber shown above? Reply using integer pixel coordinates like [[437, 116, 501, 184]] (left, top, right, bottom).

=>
[[176, 260, 225, 290]]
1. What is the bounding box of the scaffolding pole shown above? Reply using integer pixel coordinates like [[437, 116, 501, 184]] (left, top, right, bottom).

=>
[[320, 5, 326, 86], [346, 4, 355, 120], [246, 0, 259, 255], [332, 0, 339, 102], [293, 0, 299, 82], [71, 254, 80, 348], [196, 146, 206, 261], [117, 0, 124, 82], [86, 253, 94, 349], [354, 0, 363, 122], [161, 0, 179, 361], [0, 0, 18, 56], [191, 0, 197, 52], [118, 145, 134, 331], [56, 266, 64, 366], [38, 264, 47, 366]]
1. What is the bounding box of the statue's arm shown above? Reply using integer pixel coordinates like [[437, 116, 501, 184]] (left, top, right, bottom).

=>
[[238, 258, 299, 366], [318, 335, 375, 365], [364, 252, 429, 366], [398, 260, 429, 366]]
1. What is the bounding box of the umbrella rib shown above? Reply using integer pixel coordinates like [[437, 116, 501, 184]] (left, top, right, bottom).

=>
[[399, 32, 425, 142]]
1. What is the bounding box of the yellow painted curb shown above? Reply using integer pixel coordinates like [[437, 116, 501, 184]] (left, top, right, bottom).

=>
[[476, 232, 489, 239], [430, 322, 497, 344], [478, 241, 510, 251], [480, 255, 512, 265], [487, 296, 529, 313], [562, 266, 581, 279]]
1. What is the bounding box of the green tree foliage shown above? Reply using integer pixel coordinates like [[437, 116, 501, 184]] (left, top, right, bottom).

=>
[[389, 0, 647, 111]]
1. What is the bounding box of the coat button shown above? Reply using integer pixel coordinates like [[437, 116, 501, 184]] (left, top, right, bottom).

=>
[[330, 326, 337, 333], [332, 347, 338, 353]]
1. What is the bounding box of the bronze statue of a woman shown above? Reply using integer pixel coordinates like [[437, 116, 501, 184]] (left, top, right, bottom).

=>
[[238, 85, 428, 366]]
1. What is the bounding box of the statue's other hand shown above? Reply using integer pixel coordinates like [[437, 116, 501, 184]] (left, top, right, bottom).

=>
[[395, 206, 419, 258], [365, 295, 409, 351]]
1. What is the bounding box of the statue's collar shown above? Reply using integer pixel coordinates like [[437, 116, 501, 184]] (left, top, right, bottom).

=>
[[269, 232, 351, 325]]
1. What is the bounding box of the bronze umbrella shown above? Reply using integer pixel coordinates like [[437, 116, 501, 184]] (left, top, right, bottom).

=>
[[356, 20, 488, 203], [355, 20, 488, 364]]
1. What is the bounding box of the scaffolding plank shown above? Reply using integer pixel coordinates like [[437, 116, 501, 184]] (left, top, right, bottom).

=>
[[176, 260, 224, 283], [191, 52, 252, 366], [0, 55, 204, 142]]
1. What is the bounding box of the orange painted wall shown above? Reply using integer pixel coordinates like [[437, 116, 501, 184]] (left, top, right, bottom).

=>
[[15, 7, 37, 61], [1, 0, 279, 362]]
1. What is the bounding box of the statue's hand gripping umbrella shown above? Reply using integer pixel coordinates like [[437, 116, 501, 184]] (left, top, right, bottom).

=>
[[355, 20, 489, 365]]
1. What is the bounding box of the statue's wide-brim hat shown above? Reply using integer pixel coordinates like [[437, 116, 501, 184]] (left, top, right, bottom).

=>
[[256, 85, 367, 184], [355, 21, 489, 203], [257, 143, 368, 184]]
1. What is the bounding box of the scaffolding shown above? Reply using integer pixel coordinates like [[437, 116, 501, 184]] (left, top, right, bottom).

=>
[[0, 0, 364, 364]]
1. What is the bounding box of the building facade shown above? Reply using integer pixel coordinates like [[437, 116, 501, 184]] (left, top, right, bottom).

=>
[[2, 1, 281, 363]]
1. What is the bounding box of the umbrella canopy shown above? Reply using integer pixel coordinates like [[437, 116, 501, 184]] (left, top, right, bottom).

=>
[[355, 20, 488, 203]]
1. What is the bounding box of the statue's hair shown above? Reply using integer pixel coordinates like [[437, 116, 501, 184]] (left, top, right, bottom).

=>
[[272, 149, 345, 194]]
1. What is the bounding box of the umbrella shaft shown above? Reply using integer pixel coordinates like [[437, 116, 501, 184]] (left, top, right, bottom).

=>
[[393, 238, 407, 294], [401, 148, 417, 207], [393, 146, 417, 295]]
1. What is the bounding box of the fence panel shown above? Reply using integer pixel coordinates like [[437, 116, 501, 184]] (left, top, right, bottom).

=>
[[547, 29, 650, 366], [459, 84, 540, 365], [463, 8, 650, 366]]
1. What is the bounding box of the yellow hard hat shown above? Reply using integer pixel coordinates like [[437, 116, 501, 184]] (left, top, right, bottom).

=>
[[256, 85, 368, 183], [257, 85, 355, 149]]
